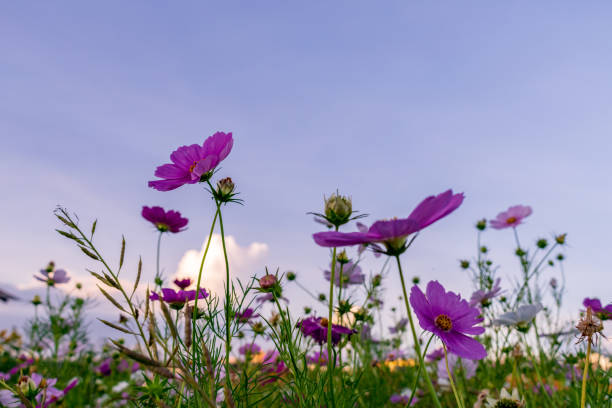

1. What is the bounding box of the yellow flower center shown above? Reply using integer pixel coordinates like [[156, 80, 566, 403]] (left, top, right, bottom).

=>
[[319, 318, 329, 327], [506, 216, 517, 224], [189, 161, 198, 173], [434, 314, 453, 331]]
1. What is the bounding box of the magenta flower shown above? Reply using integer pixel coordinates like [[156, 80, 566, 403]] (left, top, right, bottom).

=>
[[173, 277, 192, 289], [150, 288, 209, 309], [389, 390, 419, 405], [142, 206, 188, 233], [489, 205, 532, 229], [324, 260, 365, 288], [410, 280, 486, 360], [583, 298, 612, 320], [235, 308, 257, 323], [308, 349, 336, 366], [34, 268, 70, 286], [426, 347, 445, 362], [313, 189, 464, 255], [97, 358, 112, 376], [148, 131, 233, 191], [469, 278, 503, 307], [299, 316, 354, 345], [436, 354, 477, 380], [389, 318, 409, 334], [239, 343, 261, 355]]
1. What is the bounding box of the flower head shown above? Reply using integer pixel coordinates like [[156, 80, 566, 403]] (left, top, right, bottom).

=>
[[583, 297, 612, 320], [426, 347, 445, 361], [235, 308, 257, 323], [308, 349, 336, 366], [469, 278, 503, 307], [410, 280, 486, 360], [389, 389, 419, 405], [299, 316, 354, 345], [34, 267, 70, 286], [389, 318, 409, 334], [324, 261, 365, 288], [150, 288, 209, 310], [148, 131, 233, 191], [142, 206, 188, 233], [173, 278, 192, 290], [576, 307, 604, 346], [490, 205, 532, 229], [313, 190, 464, 255], [493, 304, 543, 330], [485, 388, 524, 408]]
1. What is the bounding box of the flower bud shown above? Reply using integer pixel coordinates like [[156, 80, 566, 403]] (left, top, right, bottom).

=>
[[32, 295, 42, 306], [45, 261, 55, 273], [259, 274, 277, 290], [286, 271, 296, 281], [476, 219, 487, 231], [217, 177, 235, 197], [460, 260, 470, 269], [338, 300, 352, 316], [251, 322, 265, 335], [76, 282, 82, 290], [537, 239, 548, 249], [324, 193, 352, 226], [480, 246, 488, 254], [337, 250, 349, 264], [318, 293, 326, 302], [549, 278, 558, 290], [18, 375, 37, 395], [372, 274, 382, 287], [412, 276, 420, 285], [304, 306, 312, 314], [556, 254, 564, 261]]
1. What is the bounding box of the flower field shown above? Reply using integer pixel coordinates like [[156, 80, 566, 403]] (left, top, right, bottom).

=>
[[1, 132, 610, 408]]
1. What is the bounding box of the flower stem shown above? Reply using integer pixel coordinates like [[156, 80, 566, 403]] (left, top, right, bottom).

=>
[[443, 344, 465, 408], [580, 341, 591, 408], [407, 334, 434, 406], [155, 231, 163, 286], [217, 206, 233, 398], [394, 256, 442, 408], [327, 243, 338, 408], [192, 209, 219, 376]]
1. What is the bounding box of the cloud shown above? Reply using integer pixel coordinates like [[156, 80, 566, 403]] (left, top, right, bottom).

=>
[[175, 234, 269, 296]]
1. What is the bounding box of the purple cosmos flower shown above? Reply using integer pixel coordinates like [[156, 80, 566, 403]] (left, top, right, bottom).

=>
[[299, 316, 354, 345], [150, 288, 209, 309], [436, 354, 477, 380], [34, 268, 70, 286], [410, 280, 487, 360], [142, 206, 188, 233], [583, 298, 612, 320], [239, 343, 261, 355], [173, 277, 192, 289], [97, 358, 113, 376], [389, 318, 409, 334], [389, 390, 419, 405], [469, 278, 503, 307], [324, 261, 365, 288], [489, 205, 532, 229], [308, 349, 336, 366], [313, 189, 464, 255], [235, 308, 257, 323], [260, 351, 287, 384], [426, 347, 445, 362], [148, 131, 234, 191]]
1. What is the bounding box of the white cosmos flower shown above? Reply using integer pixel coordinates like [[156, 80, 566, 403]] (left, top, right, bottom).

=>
[[486, 388, 524, 407], [493, 304, 543, 327]]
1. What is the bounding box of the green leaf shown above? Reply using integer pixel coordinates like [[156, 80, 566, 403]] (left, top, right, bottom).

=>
[[79, 246, 99, 261]]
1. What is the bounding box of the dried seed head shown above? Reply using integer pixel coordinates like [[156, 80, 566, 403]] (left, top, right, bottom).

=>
[[576, 307, 604, 346]]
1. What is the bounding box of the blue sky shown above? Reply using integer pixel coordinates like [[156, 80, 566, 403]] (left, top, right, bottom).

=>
[[1, 2, 611, 340]]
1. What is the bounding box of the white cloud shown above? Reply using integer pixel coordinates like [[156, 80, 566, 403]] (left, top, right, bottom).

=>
[[175, 234, 269, 296]]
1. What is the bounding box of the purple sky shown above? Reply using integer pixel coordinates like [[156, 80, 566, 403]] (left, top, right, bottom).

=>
[[1, 2, 611, 342]]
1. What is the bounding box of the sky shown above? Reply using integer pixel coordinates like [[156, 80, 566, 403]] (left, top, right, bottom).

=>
[[1, 2, 611, 345]]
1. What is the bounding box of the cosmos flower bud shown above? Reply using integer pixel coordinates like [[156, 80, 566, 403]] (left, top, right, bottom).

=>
[[336, 250, 349, 264], [324, 193, 352, 226], [555, 233, 567, 245], [286, 271, 296, 281], [480, 246, 488, 254], [76, 282, 82, 290], [217, 177, 235, 197], [338, 300, 352, 316], [304, 307, 312, 314], [460, 260, 470, 269], [32, 295, 42, 306], [476, 219, 487, 231], [557, 254, 564, 261], [372, 274, 382, 287], [515, 248, 525, 257], [18, 375, 37, 395], [251, 322, 266, 335], [536, 239, 548, 249], [259, 274, 277, 290], [549, 278, 558, 289], [318, 293, 327, 302], [46, 261, 55, 273], [412, 276, 420, 285]]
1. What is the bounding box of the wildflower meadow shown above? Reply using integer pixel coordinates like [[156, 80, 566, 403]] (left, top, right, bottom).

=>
[[1, 131, 610, 408]]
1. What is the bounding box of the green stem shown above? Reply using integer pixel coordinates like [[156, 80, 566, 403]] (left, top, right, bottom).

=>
[[217, 206, 233, 397], [326, 244, 338, 408], [394, 256, 442, 408], [580, 341, 591, 408], [443, 344, 465, 408], [407, 334, 434, 406], [155, 231, 163, 284]]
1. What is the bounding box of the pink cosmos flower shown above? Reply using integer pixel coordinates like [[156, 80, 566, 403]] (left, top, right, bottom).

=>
[[299, 316, 354, 345], [148, 131, 233, 191], [173, 277, 192, 289], [142, 206, 188, 233], [469, 278, 503, 307], [489, 205, 532, 229], [150, 288, 209, 310], [34, 268, 70, 286], [583, 297, 612, 320], [313, 190, 464, 255], [426, 347, 445, 361], [235, 308, 257, 323], [410, 280, 486, 360], [323, 260, 365, 288]]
